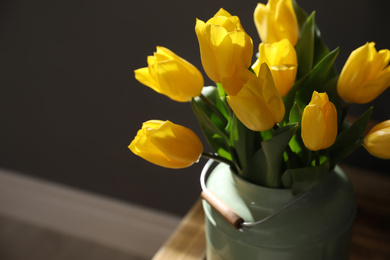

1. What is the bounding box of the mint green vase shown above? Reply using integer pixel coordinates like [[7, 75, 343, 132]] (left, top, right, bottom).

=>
[[202, 163, 356, 260]]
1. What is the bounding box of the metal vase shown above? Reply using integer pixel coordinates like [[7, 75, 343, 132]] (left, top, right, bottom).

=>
[[202, 163, 356, 260]]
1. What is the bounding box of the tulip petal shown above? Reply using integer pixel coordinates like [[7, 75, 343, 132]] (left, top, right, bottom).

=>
[[214, 8, 232, 18], [269, 67, 297, 96], [135, 47, 204, 102], [195, 9, 253, 84], [228, 92, 275, 132], [338, 42, 390, 104], [130, 132, 188, 169], [151, 121, 203, 163], [367, 120, 390, 135], [254, 0, 298, 45], [221, 67, 255, 96], [259, 39, 296, 65], [258, 63, 285, 122], [364, 124, 390, 159], [256, 39, 297, 96], [156, 60, 203, 102], [156, 46, 176, 59], [322, 102, 338, 149], [369, 49, 390, 78], [209, 16, 236, 32], [212, 27, 236, 80], [195, 20, 220, 82], [227, 65, 284, 132], [301, 91, 337, 151], [274, 0, 298, 45], [254, 3, 278, 43], [129, 120, 203, 169], [351, 68, 390, 104], [129, 122, 190, 169], [301, 105, 326, 151], [134, 67, 160, 93]]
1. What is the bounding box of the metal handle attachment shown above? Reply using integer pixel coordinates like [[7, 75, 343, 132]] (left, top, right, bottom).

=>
[[200, 159, 308, 229]]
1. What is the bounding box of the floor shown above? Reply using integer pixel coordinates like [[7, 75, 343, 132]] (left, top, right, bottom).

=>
[[0, 214, 147, 260]]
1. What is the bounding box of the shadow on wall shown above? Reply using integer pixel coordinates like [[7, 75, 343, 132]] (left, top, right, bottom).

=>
[[0, 0, 389, 216]]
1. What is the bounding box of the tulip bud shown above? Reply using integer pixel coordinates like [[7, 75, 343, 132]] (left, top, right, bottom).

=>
[[195, 8, 253, 85], [134, 46, 204, 102], [252, 39, 297, 97], [254, 0, 298, 46], [337, 42, 390, 104], [129, 120, 203, 169], [226, 63, 285, 131], [363, 120, 390, 159], [301, 91, 337, 151]]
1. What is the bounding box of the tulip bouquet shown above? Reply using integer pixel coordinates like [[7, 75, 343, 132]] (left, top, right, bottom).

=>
[[129, 0, 390, 194]]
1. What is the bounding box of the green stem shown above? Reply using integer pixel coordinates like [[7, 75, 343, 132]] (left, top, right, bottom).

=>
[[285, 145, 299, 168], [216, 83, 232, 116], [314, 151, 320, 166], [201, 152, 234, 168], [357, 137, 365, 146], [199, 94, 228, 126], [216, 83, 225, 98]]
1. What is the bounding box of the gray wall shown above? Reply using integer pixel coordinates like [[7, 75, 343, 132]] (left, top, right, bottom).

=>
[[0, 0, 389, 216]]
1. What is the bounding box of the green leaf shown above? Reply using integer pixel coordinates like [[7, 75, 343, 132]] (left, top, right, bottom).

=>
[[328, 107, 373, 166], [320, 76, 343, 126], [313, 47, 340, 86], [260, 129, 273, 141], [312, 47, 339, 81], [288, 132, 312, 167], [230, 114, 261, 171], [313, 28, 331, 67], [199, 86, 229, 127], [242, 123, 298, 188], [216, 82, 225, 98], [296, 47, 340, 105], [295, 12, 316, 79], [293, 0, 337, 82], [282, 75, 308, 124], [191, 92, 232, 161], [289, 102, 303, 124], [292, 0, 308, 31], [281, 161, 331, 195]]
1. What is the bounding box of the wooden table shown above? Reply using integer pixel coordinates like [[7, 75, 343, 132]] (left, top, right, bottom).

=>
[[152, 165, 390, 260]]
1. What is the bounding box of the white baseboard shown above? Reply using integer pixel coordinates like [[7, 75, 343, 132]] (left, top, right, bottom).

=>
[[0, 168, 180, 259]]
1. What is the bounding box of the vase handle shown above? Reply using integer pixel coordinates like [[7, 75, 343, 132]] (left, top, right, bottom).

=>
[[200, 159, 309, 229], [201, 189, 244, 229]]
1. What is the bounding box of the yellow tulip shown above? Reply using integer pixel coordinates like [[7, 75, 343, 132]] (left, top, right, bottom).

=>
[[195, 8, 253, 86], [337, 42, 390, 104], [226, 63, 285, 131], [363, 120, 390, 159], [252, 39, 297, 96], [253, 0, 298, 46], [134, 46, 204, 102], [301, 91, 337, 151], [129, 120, 203, 169]]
